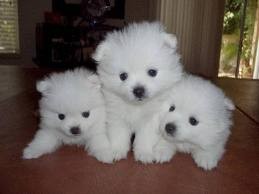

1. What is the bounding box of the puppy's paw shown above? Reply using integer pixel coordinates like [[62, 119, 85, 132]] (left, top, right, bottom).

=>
[[153, 144, 174, 163], [91, 149, 114, 164], [108, 143, 129, 161], [134, 149, 155, 164], [192, 152, 218, 170], [22, 147, 43, 159], [112, 148, 128, 161]]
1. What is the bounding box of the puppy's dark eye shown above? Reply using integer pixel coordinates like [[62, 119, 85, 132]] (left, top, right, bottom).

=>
[[147, 69, 157, 77], [189, 117, 199, 126], [120, 72, 128, 81], [58, 114, 65, 120], [82, 111, 90, 118], [169, 105, 175, 112]]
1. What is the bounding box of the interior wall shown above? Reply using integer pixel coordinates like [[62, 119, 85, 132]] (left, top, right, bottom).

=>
[[0, 0, 150, 67], [0, 0, 225, 76], [0, 0, 51, 67], [125, 0, 150, 22]]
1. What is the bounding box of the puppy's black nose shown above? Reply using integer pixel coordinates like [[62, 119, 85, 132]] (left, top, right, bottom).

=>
[[165, 123, 176, 136], [70, 127, 81, 135], [133, 86, 145, 98]]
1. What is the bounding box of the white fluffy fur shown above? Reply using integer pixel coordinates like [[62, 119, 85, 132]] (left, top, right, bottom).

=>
[[23, 68, 113, 163], [153, 75, 235, 170], [93, 22, 183, 163]]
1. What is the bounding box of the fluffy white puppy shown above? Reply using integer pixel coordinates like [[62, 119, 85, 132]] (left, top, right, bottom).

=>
[[93, 22, 183, 163], [23, 68, 112, 163], [153, 75, 235, 170]]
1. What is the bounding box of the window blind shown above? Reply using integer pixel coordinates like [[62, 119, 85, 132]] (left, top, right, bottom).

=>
[[0, 0, 19, 54]]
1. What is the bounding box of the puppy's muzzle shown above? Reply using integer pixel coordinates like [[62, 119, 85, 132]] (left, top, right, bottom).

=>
[[133, 86, 145, 99], [165, 123, 176, 136]]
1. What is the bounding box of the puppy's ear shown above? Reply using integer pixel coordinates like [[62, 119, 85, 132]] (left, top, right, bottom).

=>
[[162, 33, 177, 49], [92, 41, 109, 62], [36, 78, 51, 94], [224, 97, 235, 111]]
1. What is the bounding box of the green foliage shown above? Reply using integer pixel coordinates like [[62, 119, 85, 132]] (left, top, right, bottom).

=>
[[222, 42, 238, 63], [241, 0, 257, 64], [221, 0, 257, 77], [223, 0, 242, 34], [220, 40, 238, 74]]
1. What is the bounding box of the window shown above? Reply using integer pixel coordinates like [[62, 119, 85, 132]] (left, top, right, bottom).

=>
[[0, 0, 19, 54], [219, 0, 259, 79]]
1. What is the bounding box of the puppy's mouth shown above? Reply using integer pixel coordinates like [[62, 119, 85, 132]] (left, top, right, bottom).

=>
[[62, 130, 82, 138], [160, 128, 176, 142], [72, 133, 81, 137], [162, 131, 172, 139], [135, 96, 145, 101], [162, 131, 186, 143], [64, 133, 81, 138], [134, 94, 150, 101]]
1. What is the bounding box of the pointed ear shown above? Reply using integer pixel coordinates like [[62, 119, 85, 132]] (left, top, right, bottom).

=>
[[92, 41, 110, 62], [224, 97, 235, 111], [87, 74, 101, 89], [36, 78, 51, 94], [162, 33, 177, 49]]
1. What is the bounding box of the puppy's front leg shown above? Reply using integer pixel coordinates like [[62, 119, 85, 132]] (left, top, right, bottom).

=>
[[87, 131, 113, 164], [192, 145, 225, 170], [133, 119, 160, 164], [107, 119, 131, 161], [153, 138, 176, 163], [23, 129, 61, 159]]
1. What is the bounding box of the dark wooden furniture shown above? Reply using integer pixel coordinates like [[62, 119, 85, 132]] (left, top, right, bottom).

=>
[[35, 23, 117, 69], [1, 66, 259, 194]]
